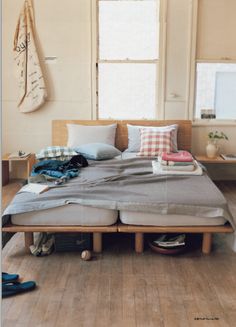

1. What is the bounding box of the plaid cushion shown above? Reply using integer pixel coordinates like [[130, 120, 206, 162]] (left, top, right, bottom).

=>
[[137, 129, 175, 157], [36, 146, 77, 160]]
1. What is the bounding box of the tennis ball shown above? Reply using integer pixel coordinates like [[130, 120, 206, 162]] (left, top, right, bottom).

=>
[[81, 250, 92, 261]]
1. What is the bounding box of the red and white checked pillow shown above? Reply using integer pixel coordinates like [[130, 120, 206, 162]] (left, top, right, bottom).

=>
[[137, 129, 175, 157]]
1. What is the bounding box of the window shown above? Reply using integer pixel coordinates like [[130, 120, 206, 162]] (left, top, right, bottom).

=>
[[194, 1, 236, 121], [97, 0, 160, 119], [195, 63, 236, 120]]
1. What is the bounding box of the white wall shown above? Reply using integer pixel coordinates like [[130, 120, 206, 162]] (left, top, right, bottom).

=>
[[164, 0, 191, 119], [2, 0, 92, 154], [2, 0, 236, 179]]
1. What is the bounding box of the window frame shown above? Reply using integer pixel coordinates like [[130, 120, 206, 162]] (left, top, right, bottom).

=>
[[193, 59, 236, 126], [189, 0, 236, 126], [92, 0, 165, 120]]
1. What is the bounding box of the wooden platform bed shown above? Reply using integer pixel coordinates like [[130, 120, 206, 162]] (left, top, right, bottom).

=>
[[2, 120, 234, 255], [2, 223, 233, 255]]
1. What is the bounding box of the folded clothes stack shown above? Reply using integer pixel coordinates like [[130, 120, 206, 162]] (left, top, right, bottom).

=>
[[159, 151, 194, 171]]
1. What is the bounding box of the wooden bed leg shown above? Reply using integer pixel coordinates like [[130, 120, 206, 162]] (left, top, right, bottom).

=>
[[135, 232, 144, 253], [93, 232, 102, 253], [24, 232, 34, 253], [202, 232, 212, 254]]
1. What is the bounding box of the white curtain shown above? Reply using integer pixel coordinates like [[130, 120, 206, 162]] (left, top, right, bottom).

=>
[[14, 0, 47, 113]]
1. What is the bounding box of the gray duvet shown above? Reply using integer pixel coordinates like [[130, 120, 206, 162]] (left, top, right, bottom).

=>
[[3, 158, 235, 230]]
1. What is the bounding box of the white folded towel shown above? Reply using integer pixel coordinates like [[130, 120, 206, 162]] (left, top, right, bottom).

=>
[[152, 160, 203, 175]]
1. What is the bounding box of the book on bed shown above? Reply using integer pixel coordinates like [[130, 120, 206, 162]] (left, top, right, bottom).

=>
[[19, 183, 49, 194]]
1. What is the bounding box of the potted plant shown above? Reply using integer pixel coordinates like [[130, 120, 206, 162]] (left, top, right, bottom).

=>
[[206, 131, 228, 158]]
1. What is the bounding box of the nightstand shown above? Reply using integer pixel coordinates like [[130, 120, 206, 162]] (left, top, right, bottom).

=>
[[2, 153, 36, 185], [195, 155, 236, 164]]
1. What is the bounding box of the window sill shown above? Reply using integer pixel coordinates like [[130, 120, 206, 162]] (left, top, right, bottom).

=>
[[192, 119, 236, 127]]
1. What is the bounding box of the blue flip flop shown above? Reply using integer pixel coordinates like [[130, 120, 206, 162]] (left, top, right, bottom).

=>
[[2, 281, 36, 298], [2, 272, 19, 283]]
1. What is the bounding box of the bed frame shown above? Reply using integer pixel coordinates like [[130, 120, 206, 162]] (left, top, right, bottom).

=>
[[3, 120, 233, 254]]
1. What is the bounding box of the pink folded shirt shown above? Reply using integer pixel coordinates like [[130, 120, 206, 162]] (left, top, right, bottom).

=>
[[161, 151, 193, 162]]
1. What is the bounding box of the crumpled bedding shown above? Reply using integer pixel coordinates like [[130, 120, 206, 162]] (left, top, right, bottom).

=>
[[3, 158, 235, 227]]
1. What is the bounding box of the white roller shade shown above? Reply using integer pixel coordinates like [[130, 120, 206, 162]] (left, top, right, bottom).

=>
[[99, 0, 159, 60], [197, 0, 236, 60]]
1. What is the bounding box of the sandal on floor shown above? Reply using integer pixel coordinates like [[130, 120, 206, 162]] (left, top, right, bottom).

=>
[[2, 281, 36, 298], [2, 272, 19, 283]]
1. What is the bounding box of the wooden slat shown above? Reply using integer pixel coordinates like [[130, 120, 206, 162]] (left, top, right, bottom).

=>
[[52, 119, 192, 151], [195, 155, 236, 164], [2, 224, 118, 233], [118, 223, 233, 233], [3, 222, 233, 236]]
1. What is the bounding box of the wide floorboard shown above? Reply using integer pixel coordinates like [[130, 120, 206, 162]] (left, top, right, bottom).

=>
[[2, 181, 236, 327]]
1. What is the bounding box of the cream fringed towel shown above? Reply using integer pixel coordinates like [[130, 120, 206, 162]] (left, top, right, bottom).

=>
[[14, 0, 47, 113]]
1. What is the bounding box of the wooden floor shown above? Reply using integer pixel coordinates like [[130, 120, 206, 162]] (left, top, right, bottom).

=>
[[2, 181, 236, 327]]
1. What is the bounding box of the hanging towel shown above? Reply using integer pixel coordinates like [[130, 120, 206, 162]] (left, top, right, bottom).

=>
[[13, 0, 47, 113]]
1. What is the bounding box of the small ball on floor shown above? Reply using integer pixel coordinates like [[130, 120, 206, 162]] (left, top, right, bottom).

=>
[[81, 250, 92, 261]]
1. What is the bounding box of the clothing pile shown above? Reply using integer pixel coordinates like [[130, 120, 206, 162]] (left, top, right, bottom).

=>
[[159, 151, 194, 172], [30, 233, 55, 256], [30, 154, 88, 181]]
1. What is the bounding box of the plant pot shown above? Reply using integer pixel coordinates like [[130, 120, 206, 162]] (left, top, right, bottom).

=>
[[206, 141, 219, 158]]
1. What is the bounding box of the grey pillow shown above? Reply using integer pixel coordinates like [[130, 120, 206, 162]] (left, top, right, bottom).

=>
[[74, 143, 121, 160], [127, 124, 178, 152]]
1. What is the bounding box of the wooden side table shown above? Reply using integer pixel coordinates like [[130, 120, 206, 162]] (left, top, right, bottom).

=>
[[195, 155, 236, 164], [2, 153, 36, 185]]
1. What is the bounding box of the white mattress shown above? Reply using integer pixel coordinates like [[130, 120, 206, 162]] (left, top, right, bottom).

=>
[[11, 204, 118, 226], [119, 211, 227, 226]]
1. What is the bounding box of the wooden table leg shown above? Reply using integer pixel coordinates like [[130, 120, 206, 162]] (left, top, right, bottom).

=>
[[27, 154, 36, 177], [202, 232, 212, 254], [135, 232, 144, 253], [2, 161, 9, 186], [93, 232, 102, 253], [24, 232, 34, 253]]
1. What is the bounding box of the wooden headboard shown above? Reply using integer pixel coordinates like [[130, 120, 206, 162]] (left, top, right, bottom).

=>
[[52, 120, 192, 151]]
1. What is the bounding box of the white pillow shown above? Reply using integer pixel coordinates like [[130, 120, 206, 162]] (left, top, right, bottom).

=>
[[67, 124, 117, 148], [127, 124, 178, 152]]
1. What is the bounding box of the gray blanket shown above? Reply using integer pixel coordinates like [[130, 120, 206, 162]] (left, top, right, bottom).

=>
[[3, 158, 235, 231]]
